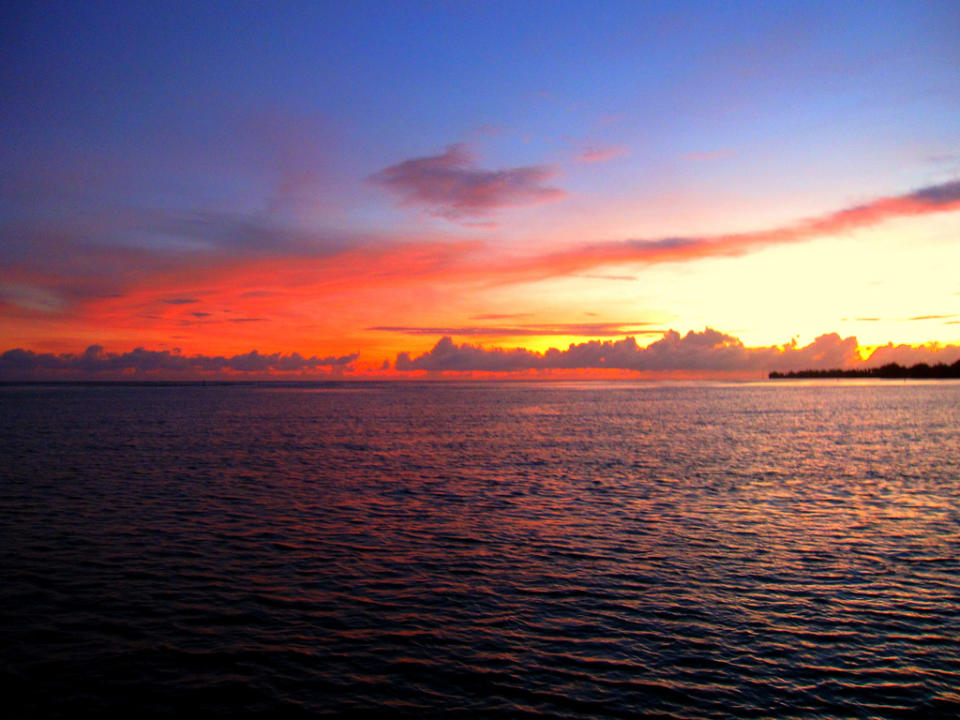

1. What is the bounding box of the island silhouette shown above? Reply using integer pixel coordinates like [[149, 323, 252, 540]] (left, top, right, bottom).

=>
[[770, 359, 960, 379]]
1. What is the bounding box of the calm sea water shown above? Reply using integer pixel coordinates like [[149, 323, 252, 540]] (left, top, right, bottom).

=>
[[1, 381, 959, 718]]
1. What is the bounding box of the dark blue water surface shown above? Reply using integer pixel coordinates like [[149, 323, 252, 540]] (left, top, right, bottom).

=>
[[2, 381, 959, 718]]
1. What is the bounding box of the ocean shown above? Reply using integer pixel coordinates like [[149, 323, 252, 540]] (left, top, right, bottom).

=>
[[1, 381, 959, 718]]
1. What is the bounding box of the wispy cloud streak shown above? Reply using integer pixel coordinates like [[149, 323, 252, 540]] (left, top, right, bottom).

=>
[[369, 322, 662, 337], [505, 179, 960, 279], [4, 179, 958, 338], [575, 145, 629, 164]]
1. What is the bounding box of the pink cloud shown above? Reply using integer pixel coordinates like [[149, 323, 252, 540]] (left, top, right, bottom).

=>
[[576, 145, 630, 164], [501, 178, 960, 279], [370, 144, 565, 220]]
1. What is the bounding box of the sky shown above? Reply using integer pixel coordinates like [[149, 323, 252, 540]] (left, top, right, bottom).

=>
[[2, 0, 959, 379]]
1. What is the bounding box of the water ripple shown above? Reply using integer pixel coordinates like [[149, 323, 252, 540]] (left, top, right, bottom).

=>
[[2, 381, 959, 717]]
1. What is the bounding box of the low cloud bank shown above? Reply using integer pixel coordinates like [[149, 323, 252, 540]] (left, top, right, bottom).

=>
[[395, 329, 960, 374], [0, 345, 358, 379], [5, 330, 959, 380]]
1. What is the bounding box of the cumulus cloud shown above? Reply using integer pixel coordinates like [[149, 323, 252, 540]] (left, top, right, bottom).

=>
[[394, 329, 960, 374], [863, 342, 960, 367], [370, 144, 565, 219], [395, 337, 542, 372], [0, 346, 359, 379]]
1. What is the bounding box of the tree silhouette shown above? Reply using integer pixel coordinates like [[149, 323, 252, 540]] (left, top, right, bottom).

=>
[[769, 358, 960, 379]]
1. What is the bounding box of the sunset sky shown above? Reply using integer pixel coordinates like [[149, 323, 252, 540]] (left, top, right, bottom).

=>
[[2, 1, 959, 378]]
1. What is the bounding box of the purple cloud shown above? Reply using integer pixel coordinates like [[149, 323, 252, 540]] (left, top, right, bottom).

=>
[[370, 144, 565, 219], [394, 329, 960, 373], [395, 337, 542, 372], [0, 346, 359, 379], [575, 145, 629, 164]]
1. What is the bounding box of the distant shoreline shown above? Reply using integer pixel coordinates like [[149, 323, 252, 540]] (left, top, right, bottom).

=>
[[770, 360, 960, 379]]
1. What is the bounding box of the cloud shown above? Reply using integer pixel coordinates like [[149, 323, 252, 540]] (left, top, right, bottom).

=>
[[395, 336, 542, 372], [577, 274, 637, 281], [0, 282, 65, 313], [847, 313, 960, 322], [6, 172, 959, 352], [862, 342, 960, 367], [2, 208, 468, 336], [0, 207, 357, 307], [370, 144, 565, 219], [505, 178, 960, 279], [394, 328, 960, 374], [369, 322, 663, 337], [0, 346, 359, 379], [162, 298, 200, 305], [576, 145, 629, 164], [906, 314, 959, 321]]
